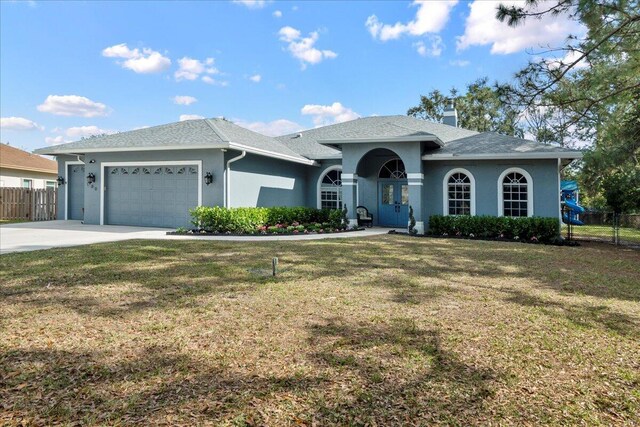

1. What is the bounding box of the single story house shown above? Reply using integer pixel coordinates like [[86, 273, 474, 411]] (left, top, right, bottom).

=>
[[1, 143, 58, 189], [34, 108, 582, 232]]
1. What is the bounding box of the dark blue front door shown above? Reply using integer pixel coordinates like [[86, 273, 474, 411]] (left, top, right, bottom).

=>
[[378, 180, 409, 227]]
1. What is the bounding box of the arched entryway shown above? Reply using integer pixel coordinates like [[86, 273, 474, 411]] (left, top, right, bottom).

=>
[[377, 158, 409, 227]]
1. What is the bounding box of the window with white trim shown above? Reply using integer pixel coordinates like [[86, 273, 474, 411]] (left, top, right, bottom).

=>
[[46, 180, 56, 188], [22, 179, 32, 189], [447, 172, 472, 215], [378, 158, 407, 179], [320, 169, 342, 210], [502, 172, 529, 217]]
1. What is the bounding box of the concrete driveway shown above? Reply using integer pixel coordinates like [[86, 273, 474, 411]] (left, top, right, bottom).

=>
[[0, 221, 171, 254], [0, 220, 390, 254]]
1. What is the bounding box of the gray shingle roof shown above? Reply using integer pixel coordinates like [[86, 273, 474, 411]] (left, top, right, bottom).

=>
[[33, 115, 581, 162], [34, 118, 313, 164], [424, 132, 582, 158], [276, 115, 478, 159], [276, 115, 581, 160], [35, 120, 225, 154]]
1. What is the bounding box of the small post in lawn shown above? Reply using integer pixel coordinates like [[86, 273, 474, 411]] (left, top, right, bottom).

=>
[[272, 257, 278, 276]]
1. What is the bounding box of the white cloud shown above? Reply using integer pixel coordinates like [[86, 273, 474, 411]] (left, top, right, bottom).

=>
[[366, 0, 458, 41], [102, 43, 171, 73], [37, 95, 109, 117], [202, 76, 229, 86], [449, 59, 470, 67], [273, 10, 282, 18], [45, 136, 65, 145], [278, 26, 337, 69], [233, 0, 266, 9], [546, 49, 589, 70], [249, 74, 262, 83], [301, 102, 360, 127], [173, 95, 198, 105], [457, 1, 584, 54], [233, 118, 303, 136], [1, 117, 42, 131], [179, 114, 205, 121], [66, 126, 116, 138], [413, 35, 443, 57], [175, 57, 222, 83]]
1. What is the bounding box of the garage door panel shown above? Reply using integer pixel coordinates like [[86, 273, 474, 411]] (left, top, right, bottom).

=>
[[105, 164, 198, 228]]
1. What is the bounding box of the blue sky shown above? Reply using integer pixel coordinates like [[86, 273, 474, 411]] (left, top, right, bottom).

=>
[[1, 0, 580, 152]]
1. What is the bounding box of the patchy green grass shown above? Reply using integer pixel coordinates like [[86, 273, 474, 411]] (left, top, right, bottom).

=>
[[563, 224, 640, 244], [1, 236, 639, 426]]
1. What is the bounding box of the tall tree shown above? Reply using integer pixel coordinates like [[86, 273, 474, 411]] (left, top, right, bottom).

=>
[[408, 77, 524, 137], [496, 0, 640, 212]]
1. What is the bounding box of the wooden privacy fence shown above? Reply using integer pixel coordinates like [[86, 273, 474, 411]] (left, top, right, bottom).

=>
[[0, 187, 57, 221]]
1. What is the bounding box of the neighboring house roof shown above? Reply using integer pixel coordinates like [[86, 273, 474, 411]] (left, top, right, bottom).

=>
[[422, 132, 582, 160], [0, 143, 58, 174], [277, 115, 479, 159], [34, 118, 315, 165]]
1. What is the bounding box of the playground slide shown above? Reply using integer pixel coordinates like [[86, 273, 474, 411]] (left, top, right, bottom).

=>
[[563, 199, 585, 225]]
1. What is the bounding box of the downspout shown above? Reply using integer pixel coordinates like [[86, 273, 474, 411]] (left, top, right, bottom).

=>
[[225, 150, 246, 208]]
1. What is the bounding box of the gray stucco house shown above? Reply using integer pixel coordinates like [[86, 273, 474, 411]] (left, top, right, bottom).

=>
[[35, 109, 582, 233]]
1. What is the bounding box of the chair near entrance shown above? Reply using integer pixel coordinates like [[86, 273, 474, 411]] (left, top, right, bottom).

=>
[[356, 206, 374, 228]]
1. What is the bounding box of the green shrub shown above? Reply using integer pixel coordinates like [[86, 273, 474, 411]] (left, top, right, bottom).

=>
[[428, 215, 560, 243], [190, 206, 348, 233]]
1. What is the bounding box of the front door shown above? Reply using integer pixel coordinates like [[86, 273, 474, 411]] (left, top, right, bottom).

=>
[[378, 180, 409, 227]]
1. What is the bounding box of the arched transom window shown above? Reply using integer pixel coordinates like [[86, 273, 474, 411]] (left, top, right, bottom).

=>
[[447, 172, 472, 215], [319, 168, 342, 210], [378, 158, 407, 179], [502, 171, 529, 217]]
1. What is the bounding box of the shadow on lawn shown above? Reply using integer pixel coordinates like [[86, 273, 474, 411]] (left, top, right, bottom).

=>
[[504, 289, 640, 339], [305, 316, 499, 424], [1, 236, 639, 328], [1, 319, 499, 425], [0, 345, 327, 425]]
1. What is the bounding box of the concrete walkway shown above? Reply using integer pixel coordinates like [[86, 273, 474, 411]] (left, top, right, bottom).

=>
[[0, 220, 390, 254]]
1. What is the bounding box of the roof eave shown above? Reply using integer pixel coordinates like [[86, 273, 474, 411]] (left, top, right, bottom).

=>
[[422, 151, 583, 161], [33, 144, 230, 155], [228, 142, 317, 166]]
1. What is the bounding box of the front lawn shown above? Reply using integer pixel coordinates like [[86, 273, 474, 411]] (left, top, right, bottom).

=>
[[1, 236, 639, 425]]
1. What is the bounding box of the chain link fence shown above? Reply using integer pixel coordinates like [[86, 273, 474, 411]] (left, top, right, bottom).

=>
[[564, 212, 640, 247]]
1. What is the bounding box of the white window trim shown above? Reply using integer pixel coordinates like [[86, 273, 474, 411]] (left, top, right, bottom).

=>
[[64, 160, 84, 220], [497, 167, 534, 217], [317, 165, 343, 209], [442, 168, 476, 216], [22, 178, 33, 189], [377, 158, 407, 180], [100, 160, 202, 225]]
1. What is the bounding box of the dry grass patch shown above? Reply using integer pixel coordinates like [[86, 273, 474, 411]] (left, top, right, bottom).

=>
[[1, 236, 639, 426]]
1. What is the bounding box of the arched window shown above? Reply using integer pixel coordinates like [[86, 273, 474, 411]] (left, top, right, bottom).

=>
[[499, 168, 533, 217], [443, 168, 475, 215], [378, 158, 406, 179], [318, 167, 342, 210]]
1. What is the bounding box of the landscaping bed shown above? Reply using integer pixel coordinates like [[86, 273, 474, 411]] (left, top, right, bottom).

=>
[[168, 225, 364, 236]]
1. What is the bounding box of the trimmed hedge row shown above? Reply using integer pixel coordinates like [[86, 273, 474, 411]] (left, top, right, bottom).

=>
[[190, 206, 346, 233], [428, 215, 560, 243]]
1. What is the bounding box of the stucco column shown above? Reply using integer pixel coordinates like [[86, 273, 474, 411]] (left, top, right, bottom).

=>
[[342, 173, 358, 227], [408, 173, 424, 234]]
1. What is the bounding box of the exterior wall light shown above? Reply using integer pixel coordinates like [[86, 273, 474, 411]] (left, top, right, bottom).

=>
[[56, 176, 66, 186], [204, 172, 214, 185], [87, 173, 96, 185]]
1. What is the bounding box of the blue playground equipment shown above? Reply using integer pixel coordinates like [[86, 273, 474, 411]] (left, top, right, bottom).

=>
[[561, 180, 585, 225]]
